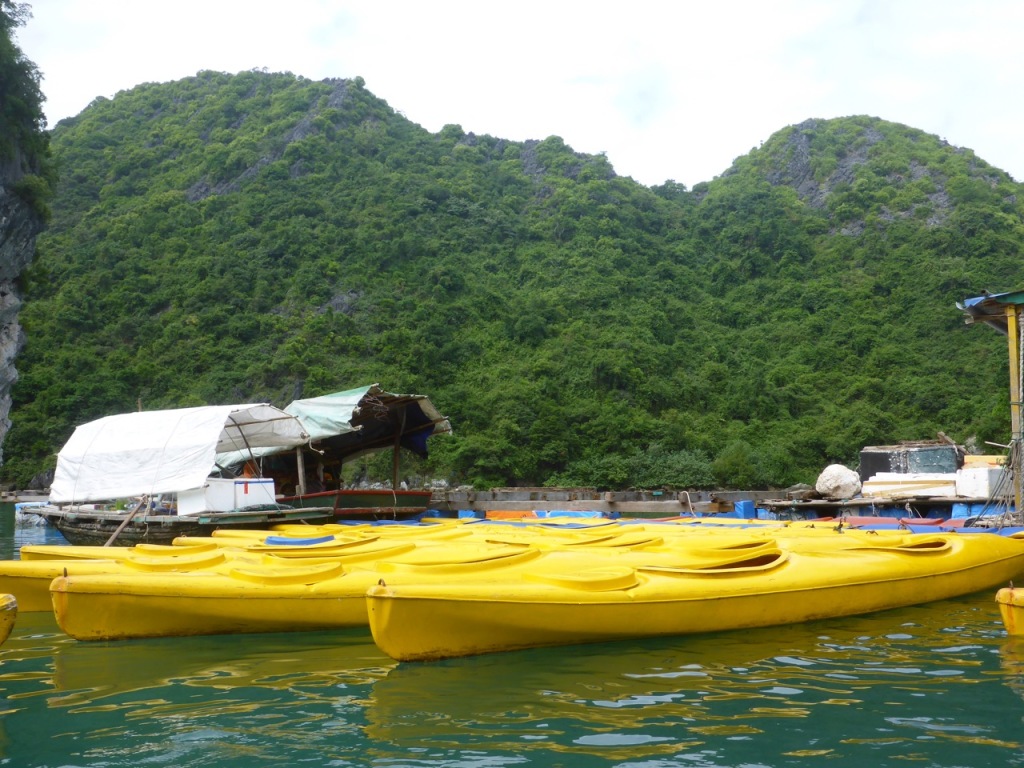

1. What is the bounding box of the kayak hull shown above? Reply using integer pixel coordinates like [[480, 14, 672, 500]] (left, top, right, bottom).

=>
[[0, 594, 16, 646], [996, 585, 1024, 635], [367, 533, 1024, 661]]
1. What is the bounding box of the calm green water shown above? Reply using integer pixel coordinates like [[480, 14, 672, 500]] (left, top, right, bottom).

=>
[[2, 517, 1024, 767]]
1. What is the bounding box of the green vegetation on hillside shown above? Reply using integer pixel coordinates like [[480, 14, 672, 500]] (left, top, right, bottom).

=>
[[3, 71, 1021, 490], [0, 0, 53, 214]]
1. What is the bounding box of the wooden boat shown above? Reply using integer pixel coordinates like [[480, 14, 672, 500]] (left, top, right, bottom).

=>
[[225, 384, 450, 520], [36, 385, 452, 544], [277, 488, 434, 519], [0, 594, 15, 646], [996, 584, 1024, 635], [34, 504, 334, 546], [366, 532, 1024, 661]]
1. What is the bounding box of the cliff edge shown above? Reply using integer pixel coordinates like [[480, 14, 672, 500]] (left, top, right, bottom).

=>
[[0, 170, 44, 464], [0, 4, 52, 467]]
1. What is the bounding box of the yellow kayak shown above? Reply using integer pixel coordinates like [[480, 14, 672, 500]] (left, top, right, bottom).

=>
[[0, 594, 15, 646], [51, 544, 544, 640], [52, 542, 774, 641], [50, 529, 978, 641], [8, 519, 825, 610], [8, 517, 961, 614], [47, 534, 821, 640], [367, 532, 1024, 661], [996, 584, 1024, 634], [19, 540, 223, 560], [13, 524, 626, 613], [2, 537, 424, 612]]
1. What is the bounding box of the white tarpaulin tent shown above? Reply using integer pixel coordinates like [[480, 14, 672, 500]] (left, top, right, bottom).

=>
[[49, 404, 310, 504]]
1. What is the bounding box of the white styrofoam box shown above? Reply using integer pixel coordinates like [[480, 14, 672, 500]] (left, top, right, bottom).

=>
[[177, 478, 276, 516], [955, 467, 1008, 498], [861, 472, 957, 499], [233, 478, 275, 508], [178, 479, 233, 516]]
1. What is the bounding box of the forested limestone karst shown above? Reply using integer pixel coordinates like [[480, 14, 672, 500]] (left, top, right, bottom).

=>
[[2, 66, 1021, 491], [0, 1, 52, 468]]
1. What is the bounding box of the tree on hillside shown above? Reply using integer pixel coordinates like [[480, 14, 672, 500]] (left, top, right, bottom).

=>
[[0, 0, 52, 213]]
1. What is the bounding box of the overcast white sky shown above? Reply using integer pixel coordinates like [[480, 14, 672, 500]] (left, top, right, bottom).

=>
[[14, 0, 1024, 188]]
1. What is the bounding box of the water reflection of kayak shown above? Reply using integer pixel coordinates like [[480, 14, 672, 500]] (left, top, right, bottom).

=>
[[0, 612, 391, 708], [365, 597, 1001, 756]]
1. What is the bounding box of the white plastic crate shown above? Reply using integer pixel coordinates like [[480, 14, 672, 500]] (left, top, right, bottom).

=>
[[177, 478, 276, 516]]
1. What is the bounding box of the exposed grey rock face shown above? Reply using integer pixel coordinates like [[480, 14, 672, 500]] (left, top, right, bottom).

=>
[[0, 177, 44, 465], [760, 118, 881, 210], [763, 118, 963, 229]]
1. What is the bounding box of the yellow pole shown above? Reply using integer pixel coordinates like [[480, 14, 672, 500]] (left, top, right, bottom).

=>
[[1007, 305, 1022, 517]]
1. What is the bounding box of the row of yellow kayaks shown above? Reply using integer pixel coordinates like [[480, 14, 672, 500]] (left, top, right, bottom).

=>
[[5, 517, 1024, 659]]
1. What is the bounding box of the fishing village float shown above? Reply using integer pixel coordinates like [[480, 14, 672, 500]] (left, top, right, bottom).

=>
[[2, 290, 1024, 655]]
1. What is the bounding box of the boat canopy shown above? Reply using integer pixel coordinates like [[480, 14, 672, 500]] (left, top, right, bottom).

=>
[[49, 404, 310, 504], [217, 384, 452, 468], [288, 384, 451, 461]]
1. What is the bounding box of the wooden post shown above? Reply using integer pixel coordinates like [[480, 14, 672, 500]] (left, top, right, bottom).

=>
[[104, 496, 148, 546], [296, 447, 307, 496], [392, 409, 407, 490]]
